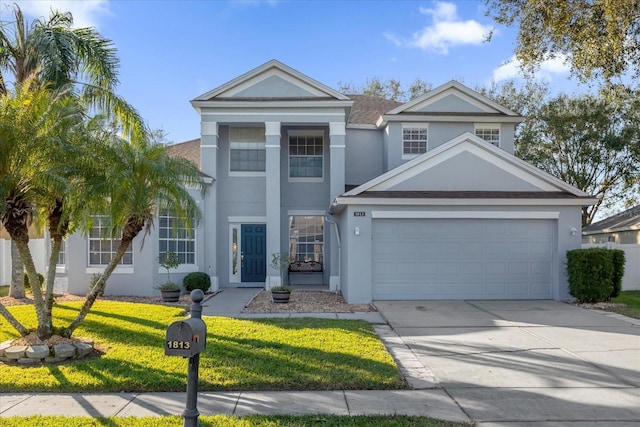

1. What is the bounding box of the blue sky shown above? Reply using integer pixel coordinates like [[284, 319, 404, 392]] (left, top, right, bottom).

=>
[[8, 0, 578, 144]]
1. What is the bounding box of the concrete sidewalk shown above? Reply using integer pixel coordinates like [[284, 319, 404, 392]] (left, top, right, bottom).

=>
[[0, 390, 469, 421]]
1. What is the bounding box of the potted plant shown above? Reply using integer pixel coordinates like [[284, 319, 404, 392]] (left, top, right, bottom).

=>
[[158, 252, 181, 302], [270, 285, 292, 304], [271, 252, 291, 286]]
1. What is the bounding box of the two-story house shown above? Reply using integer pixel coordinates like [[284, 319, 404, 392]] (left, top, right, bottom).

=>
[[44, 60, 595, 303]]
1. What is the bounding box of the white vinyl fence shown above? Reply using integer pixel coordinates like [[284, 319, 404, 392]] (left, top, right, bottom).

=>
[[582, 243, 640, 291]]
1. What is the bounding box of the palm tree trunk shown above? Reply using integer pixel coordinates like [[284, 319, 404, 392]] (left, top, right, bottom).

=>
[[43, 237, 63, 335], [63, 237, 133, 337], [9, 240, 25, 299], [0, 302, 29, 336], [13, 239, 50, 338]]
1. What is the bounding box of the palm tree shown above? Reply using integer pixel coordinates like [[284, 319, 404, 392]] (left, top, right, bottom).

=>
[[64, 137, 206, 337], [0, 78, 83, 338], [0, 4, 147, 303]]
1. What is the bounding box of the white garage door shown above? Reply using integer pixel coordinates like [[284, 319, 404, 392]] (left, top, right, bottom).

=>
[[372, 218, 555, 300]]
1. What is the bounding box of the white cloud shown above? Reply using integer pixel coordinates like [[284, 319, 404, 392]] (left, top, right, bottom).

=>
[[386, 2, 493, 54], [493, 55, 571, 82], [12, 1, 112, 28]]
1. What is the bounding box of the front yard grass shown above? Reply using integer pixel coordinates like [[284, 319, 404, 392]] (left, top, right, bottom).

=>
[[0, 415, 469, 426], [0, 301, 404, 392], [611, 290, 640, 319]]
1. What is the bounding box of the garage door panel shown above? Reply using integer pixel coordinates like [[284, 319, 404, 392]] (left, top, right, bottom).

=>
[[372, 218, 555, 300]]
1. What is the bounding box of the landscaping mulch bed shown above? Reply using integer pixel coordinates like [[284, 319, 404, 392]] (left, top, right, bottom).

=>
[[244, 290, 376, 313]]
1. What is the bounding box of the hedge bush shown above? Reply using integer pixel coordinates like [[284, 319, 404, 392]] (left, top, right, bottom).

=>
[[183, 272, 211, 293], [567, 248, 625, 303], [611, 249, 626, 298]]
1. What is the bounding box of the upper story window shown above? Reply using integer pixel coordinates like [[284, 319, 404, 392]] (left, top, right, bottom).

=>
[[402, 125, 428, 158], [88, 216, 133, 266], [229, 127, 266, 175], [289, 131, 324, 180], [475, 125, 500, 147], [158, 208, 196, 265]]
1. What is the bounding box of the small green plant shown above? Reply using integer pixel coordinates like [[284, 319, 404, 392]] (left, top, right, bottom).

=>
[[271, 252, 291, 287], [158, 252, 180, 287], [270, 285, 292, 292], [567, 248, 614, 303], [183, 272, 211, 293], [89, 273, 105, 297], [157, 282, 180, 291], [23, 272, 44, 290]]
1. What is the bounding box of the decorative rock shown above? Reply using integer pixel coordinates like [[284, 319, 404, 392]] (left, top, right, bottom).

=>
[[5, 345, 27, 360], [53, 343, 76, 358], [44, 356, 67, 363], [0, 356, 10, 363], [0, 340, 12, 357], [74, 342, 93, 357], [26, 345, 50, 359], [18, 357, 40, 365]]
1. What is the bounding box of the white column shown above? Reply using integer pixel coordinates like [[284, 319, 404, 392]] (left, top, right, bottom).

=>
[[328, 122, 346, 291], [265, 122, 281, 288], [201, 121, 219, 291]]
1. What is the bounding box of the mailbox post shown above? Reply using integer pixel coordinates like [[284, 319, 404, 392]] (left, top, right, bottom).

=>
[[165, 289, 206, 427]]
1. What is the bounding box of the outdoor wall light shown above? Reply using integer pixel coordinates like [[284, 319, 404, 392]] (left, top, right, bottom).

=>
[[570, 227, 577, 236], [354, 227, 360, 236]]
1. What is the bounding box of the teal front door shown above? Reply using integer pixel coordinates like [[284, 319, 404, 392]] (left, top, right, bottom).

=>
[[241, 224, 266, 282]]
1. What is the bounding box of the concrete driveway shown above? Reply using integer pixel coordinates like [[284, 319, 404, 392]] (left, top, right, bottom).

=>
[[375, 300, 640, 426]]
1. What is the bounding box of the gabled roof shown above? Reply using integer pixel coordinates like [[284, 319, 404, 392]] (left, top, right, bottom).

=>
[[192, 59, 350, 102], [332, 132, 596, 211], [583, 205, 640, 234], [386, 80, 520, 116], [166, 138, 200, 168]]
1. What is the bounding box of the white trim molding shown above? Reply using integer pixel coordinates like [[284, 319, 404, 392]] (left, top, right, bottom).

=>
[[265, 122, 281, 136], [371, 211, 561, 220], [228, 216, 267, 223], [329, 122, 346, 136]]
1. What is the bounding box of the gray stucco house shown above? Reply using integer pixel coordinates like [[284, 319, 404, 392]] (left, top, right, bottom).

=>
[[582, 205, 640, 244], [17, 59, 595, 303]]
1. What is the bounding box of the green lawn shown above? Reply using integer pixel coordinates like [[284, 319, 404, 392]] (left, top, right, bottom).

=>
[[0, 301, 405, 392], [611, 290, 640, 319], [0, 415, 469, 427]]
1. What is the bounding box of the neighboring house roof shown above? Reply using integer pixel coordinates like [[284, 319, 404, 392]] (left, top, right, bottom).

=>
[[582, 204, 640, 235], [347, 94, 402, 125]]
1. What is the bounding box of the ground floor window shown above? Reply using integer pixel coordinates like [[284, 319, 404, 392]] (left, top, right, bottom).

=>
[[289, 216, 323, 262], [158, 209, 195, 264], [88, 216, 133, 266]]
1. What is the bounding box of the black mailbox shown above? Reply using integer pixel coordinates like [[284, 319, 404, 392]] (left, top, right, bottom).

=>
[[165, 318, 206, 357]]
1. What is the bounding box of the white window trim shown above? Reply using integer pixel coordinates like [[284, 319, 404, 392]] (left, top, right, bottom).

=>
[[474, 123, 501, 147], [87, 217, 134, 268], [401, 123, 429, 160], [288, 129, 324, 182], [229, 127, 266, 177]]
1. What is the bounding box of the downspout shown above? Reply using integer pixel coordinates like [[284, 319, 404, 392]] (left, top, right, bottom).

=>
[[324, 215, 341, 294]]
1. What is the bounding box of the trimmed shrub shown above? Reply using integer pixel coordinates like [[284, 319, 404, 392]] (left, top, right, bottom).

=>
[[610, 249, 626, 298], [23, 272, 45, 290], [183, 272, 211, 293], [567, 248, 614, 303]]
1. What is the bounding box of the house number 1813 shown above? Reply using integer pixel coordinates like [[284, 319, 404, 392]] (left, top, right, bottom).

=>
[[354, 212, 365, 217]]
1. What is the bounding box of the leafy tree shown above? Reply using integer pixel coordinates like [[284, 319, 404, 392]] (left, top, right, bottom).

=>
[[337, 77, 432, 101], [518, 91, 640, 225], [64, 135, 206, 337], [485, 0, 640, 82], [0, 79, 82, 337], [0, 4, 159, 339]]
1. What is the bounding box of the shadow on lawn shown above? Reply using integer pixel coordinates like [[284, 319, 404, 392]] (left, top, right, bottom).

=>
[[200, 321, 405, 391]]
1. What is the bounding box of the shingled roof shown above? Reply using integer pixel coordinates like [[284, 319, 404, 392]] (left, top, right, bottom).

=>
[[583, 204, 640, 234], [347, 94, 402, 125], [166, 138, 201, 168]]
